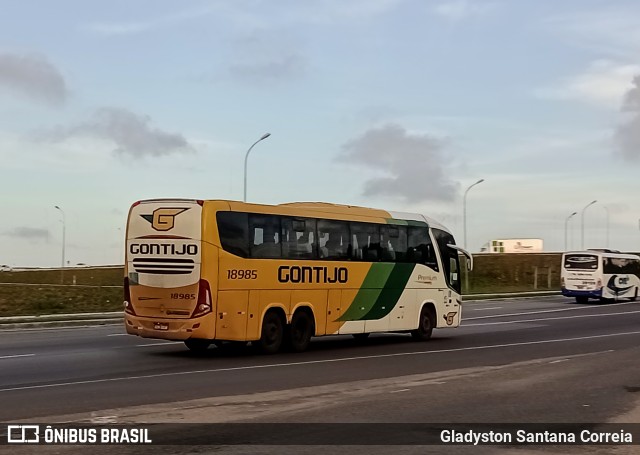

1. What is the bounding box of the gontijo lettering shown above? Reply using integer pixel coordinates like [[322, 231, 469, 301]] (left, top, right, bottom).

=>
[[278, 265, 348, 283], [129, 243, 198, 255]]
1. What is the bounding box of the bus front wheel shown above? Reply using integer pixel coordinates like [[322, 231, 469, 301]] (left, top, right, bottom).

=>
[[411, 306, 435, 341], [257, 311, 284, 354], [575, 296, 589, 304], [184, 338, 211, 353]]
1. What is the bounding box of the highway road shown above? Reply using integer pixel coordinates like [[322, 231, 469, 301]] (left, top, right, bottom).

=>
[[1, 295, 639, 453]]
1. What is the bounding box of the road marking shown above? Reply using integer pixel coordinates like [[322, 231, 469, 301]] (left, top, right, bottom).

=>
[[464, 301, 634, 320], [135, 342, 183, 347], [390, 389, 410, 393], [549, 359, 569, 364], [107, 333, 127, 337], [462, 309, 640, 326], [0, 354, 35, 360], [0, 324, 121, 333], [471, 307, 502, 311], [1, 330, 639, 393]]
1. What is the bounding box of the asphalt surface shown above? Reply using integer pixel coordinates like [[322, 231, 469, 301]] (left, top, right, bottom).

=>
[[1, 296, 639, 454]]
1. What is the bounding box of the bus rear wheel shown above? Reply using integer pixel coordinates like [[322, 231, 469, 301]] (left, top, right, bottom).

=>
[[184, 338, 211, 353], [288, 311, 314, 352], [257, 311, 284, 354], [411, 306, 435, 341]]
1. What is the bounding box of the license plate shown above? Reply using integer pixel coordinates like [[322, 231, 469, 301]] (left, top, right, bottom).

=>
[[154, 323, 169, 331]]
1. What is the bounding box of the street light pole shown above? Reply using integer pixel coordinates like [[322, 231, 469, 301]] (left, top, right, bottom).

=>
[[54, 205, 66, 284], [243, 133, 271, 202], [603, 206, 609, 248], [564, 211, 577, 251], [463, 179, 485, 250], [581, 200, 597, 250]]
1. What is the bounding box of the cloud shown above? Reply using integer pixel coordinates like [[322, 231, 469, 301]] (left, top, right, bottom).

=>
[[432, 0, 495, 21], [36, 107, 195, 158], [337, 124, 459, 203], [3, 227, 51, 242], [544, 9, 640, 59], [0, 53, 68, 106], [614, 75, 640, 162], [535, 60, 640, 109], [229, 53, 307, 85]]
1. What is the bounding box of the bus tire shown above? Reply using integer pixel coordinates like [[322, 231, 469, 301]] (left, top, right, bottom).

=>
[[575, 296, 588, 304], [352, 333, 370, 341], [184, 338, 211, 353], [411, 305, 435, 341], [257, 311, 284, 354], [631, 288, 638, 302], [288, 311, 314, 353]]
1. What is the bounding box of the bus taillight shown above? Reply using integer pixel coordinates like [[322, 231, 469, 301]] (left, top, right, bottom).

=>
[[561, 276, 564, 287], [124, 277, 137, 316], [596, 279, 602, 289], [191, 279, 212, 318]]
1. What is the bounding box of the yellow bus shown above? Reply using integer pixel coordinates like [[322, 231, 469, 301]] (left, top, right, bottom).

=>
[[124, 199, 473, 353]]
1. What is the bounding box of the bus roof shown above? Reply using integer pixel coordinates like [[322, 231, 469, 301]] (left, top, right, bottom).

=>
[[132, 199, 452, 234]]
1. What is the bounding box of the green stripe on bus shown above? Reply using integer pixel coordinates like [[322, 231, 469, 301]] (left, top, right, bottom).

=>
[[337, 263, 394, 321], [362, 263, 415, 320]]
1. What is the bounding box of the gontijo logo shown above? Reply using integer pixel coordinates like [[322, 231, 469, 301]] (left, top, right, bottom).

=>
[[140, 208, 189, 232]]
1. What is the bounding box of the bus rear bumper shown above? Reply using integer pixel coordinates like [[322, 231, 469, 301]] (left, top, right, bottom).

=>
[[561, 287, 602, 298], [124, 314, 214, 340]]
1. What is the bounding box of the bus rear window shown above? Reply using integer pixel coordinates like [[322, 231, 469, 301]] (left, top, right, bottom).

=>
[[564, 255, 598, 270]]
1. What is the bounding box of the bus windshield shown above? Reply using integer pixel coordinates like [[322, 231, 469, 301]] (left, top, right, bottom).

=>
[[563, 254, 599, 270]]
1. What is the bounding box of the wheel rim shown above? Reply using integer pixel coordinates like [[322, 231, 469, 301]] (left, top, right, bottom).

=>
[[264, 319, 280, 346], [421, 312, 432, 332], [293, 317, 309, 345]]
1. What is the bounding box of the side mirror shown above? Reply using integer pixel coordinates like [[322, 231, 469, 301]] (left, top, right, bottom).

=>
[[447, 244, 473, 271]]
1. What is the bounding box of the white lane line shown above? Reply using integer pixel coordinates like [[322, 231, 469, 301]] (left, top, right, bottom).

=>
[[106, 334, 127, 337], [135, 342, 183, 347], [390, 389, 411, 393], [1, 330, 639, 393], [0, 354, 35, 360], [0, 324, 121, 333], [549, 359, 569, 364], [471, 307, 502, 311], [464, 301, 634, 320], [463, 309, 640, 326]]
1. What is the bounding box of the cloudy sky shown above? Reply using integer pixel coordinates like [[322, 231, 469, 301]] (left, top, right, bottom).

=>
[[1, 0, 640, 267]]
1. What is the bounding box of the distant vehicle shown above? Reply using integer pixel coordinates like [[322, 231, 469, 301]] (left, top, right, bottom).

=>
[[561, 250, 640, 303], [480, 238, 543, 253], [124, 199, 473, 353]]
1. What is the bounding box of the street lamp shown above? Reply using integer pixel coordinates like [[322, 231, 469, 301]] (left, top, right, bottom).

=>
[[463, 179, 485, 250], [54, 205, 66, 284], [603, 206, 609, 248], [564, 211, 577, 251], [243, 133, 271, 202], [581, 200, 597, 250]]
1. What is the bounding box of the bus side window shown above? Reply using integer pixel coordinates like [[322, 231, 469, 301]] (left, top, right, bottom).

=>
[[282, 217, 317, 260], [407, 226, 438, 271], [381, 225, 407, 262], [216, 212, 249, 258]]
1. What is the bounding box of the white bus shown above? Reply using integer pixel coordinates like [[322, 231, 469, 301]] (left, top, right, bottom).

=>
[[561, 250, 640, 303]]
